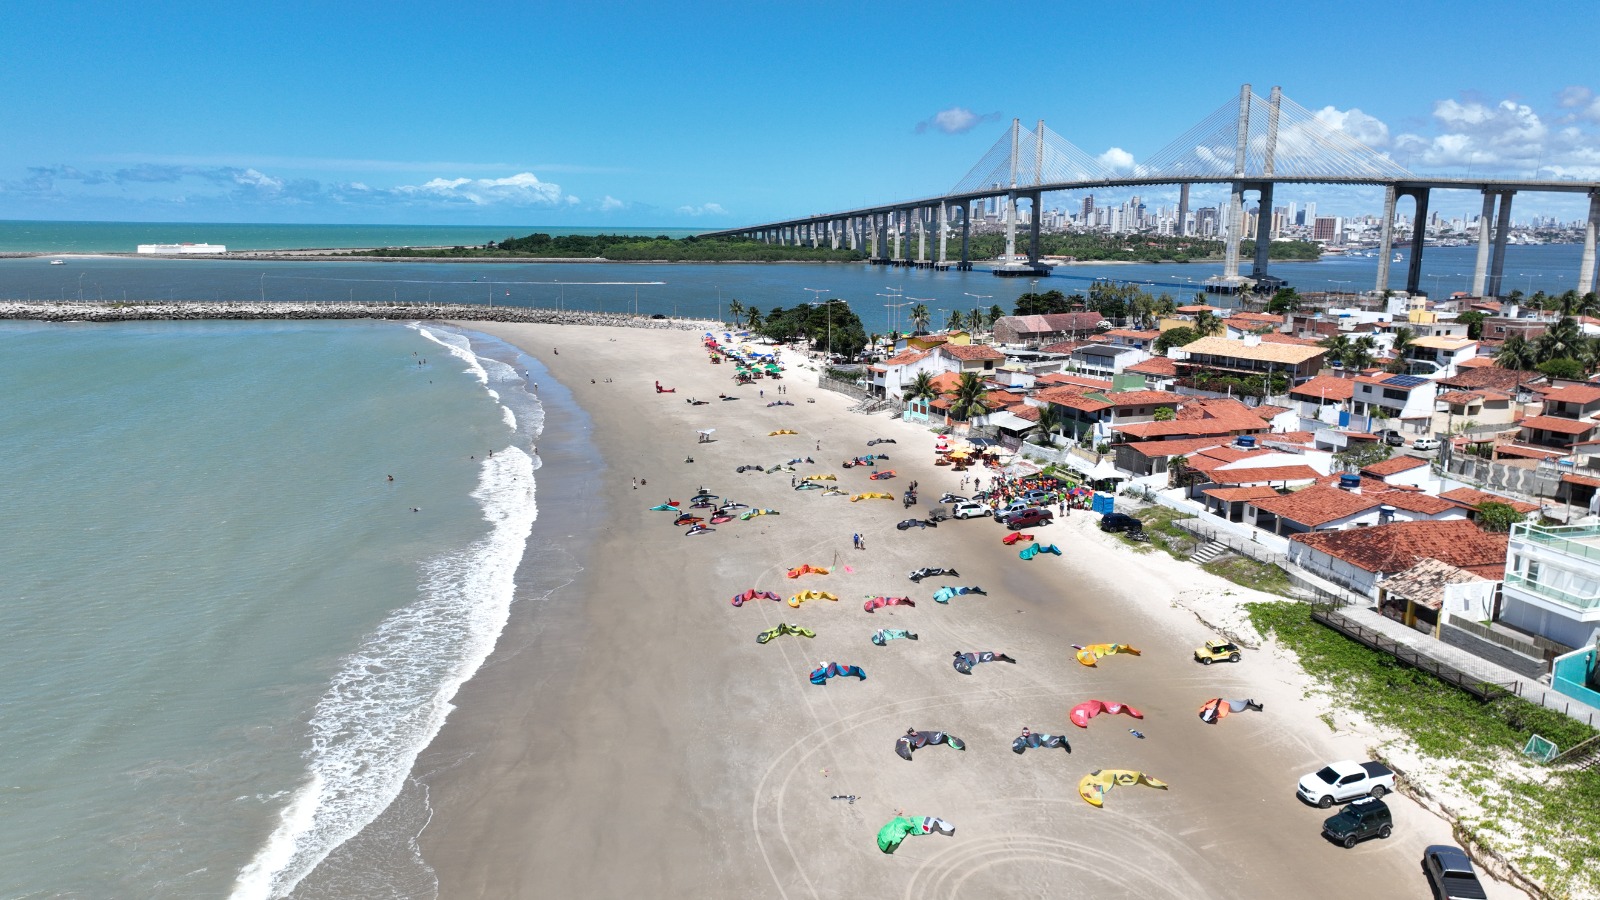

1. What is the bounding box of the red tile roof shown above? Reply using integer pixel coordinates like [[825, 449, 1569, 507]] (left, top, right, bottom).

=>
[[1203, 486, 1281, 503], [1520, 415, 1599, 436], [1104, 328, 1160, 340], [1210, 464, 1323, 485], [1035, 386, 1111, 411], [938, 343, 1005, 361], [1439, 366, 1541, 394], [1360, 456, 1430, 477], [880, 348, 929, 367], [1227, 312, 1286, 327], [1035, 372, 1114, 390], [1537, 384, 1600, 405], [1266, 431, 1316, 445], [1456, 356, 1497, 368], [1125, 356, 1177, 376], [1002, 312, 1107, 334], [1374, 490, 1457, 515], [1254, 404, 1291, 420], [1176, 304, 1223, 313], [1436, 390, 1485, 405], [1114, 416, 1267, 439], [1438, 487, 1540, 515], [1496, 443, 1568, 460], [1250, 485, 1384, 527], [1123, 437, 1232, 458], [1562, 473, 1600, 488], [1260, 333, 1327, 347], [1105, 390, 1186, 406], [1289, 520, 1508, 578]]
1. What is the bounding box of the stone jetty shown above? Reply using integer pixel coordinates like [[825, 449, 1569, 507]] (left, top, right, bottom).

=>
[[0, 300, 718, 330]]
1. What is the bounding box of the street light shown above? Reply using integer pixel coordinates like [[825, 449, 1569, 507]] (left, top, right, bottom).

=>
[[964, 291, 992, 332]]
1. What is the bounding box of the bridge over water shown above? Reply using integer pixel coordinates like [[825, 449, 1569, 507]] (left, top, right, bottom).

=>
[[706, 85, 1600, 299]]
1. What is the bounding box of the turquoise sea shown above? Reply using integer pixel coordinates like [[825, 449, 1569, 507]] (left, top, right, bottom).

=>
[[0, 319, 545, 898]]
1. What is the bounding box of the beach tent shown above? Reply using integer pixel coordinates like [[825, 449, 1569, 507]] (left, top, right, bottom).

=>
[[1077, 770, 1168, 808]]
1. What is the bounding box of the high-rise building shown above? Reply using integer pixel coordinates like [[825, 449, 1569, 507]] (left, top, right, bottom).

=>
[[1303, 202, 1317, 228], [1082, 195, 1095, 221], [1313, 216, 1339, 242], [1286, 201, 1297, 225]]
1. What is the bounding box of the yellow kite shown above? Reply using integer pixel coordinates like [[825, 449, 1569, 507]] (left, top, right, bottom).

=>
[[851, 492, 895, 502], [1077, 769, 1168, 808], [788, 590, 839, 608], [1074, 643, 1143, 667], [768, 429, 799, 436], [803, 474, 837, 482]]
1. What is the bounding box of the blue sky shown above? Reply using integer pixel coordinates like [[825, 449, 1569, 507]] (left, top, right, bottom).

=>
[[4, 1, 1599, 227]]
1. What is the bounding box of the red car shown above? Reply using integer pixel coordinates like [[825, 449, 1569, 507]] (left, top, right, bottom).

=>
[[1003, 507, 1053, 530]]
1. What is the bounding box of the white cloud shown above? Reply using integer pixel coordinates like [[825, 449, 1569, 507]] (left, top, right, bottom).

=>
[[1311, 106, 1391, 147], [1096, 147, 1135, 172], [599, 195, 624, 211], [392, 171, 569, 206], [234, 168, 284, 190], [1558, 85, 1600, 124], [676, 202, 727, 217], [916, 106, 1002, 135]]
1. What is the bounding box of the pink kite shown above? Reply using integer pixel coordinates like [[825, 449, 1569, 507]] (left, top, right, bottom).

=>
[[864, 596, 916, 613], [1001, 532, 1033, 545], [1070, 700, 1144, 729], [731, 588, 783, 608]]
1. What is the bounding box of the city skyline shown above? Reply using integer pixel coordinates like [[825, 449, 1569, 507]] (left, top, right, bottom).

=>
[[4, 2, 1599, 226]]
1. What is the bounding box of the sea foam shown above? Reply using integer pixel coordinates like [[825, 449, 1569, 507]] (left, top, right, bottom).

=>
[[230, 339, 537, 900]]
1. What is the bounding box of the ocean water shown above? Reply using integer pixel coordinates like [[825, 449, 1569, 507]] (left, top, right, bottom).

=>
[[0, 242, 1591, 335], [0, 220, 703, 254], [0, 319, 543, 898]]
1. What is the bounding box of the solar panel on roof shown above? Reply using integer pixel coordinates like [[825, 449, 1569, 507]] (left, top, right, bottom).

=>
[[1383, 374, 1427, 388]]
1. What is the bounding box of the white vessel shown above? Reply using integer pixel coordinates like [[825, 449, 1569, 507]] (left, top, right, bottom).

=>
[[49, 259, 65, 265], [135, 242, 227, 255]]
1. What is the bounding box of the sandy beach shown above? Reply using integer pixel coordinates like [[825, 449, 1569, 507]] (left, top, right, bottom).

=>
[[404, 322, 1522, 900]]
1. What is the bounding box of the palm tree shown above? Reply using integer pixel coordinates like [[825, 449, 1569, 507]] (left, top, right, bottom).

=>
[[947, 309, 964, 332], [902, 371, 938, 407], [1577, 291, 1600, 319], [1034, 403, 1067, 446], [988, 304, 1004, 330], [1536, 316, 1584, 363], [1321, 334, 1351, 368], [910, 303, 930, 334], [727, 299, 744, 327], [745, 306, 763, 331], [1193, 309, 1223, 337], [1579, 337, 1600, 375], [1391, 326, 1415, 359], [948, 372, 989, 423], [1495, 334, 1538, 371], [1345, 335, 1377, 372]]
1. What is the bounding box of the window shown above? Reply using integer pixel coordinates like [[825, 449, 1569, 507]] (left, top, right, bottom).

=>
[[1527, 560, 1541, 584], [1382, 388, 1408, 401]]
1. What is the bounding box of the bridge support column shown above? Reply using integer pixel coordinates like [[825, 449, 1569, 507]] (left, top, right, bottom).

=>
[[1405, 189, 1430, 295], [1488, 192, 1515, 297], [960, 204, 971, 269], [1177, 184, 1191, 236], [937, 202, 949, 264], [1579, 192, 1600, 297], [1027, 191, 1042, 265], [1004, 192, 1018, 266], [1221, 182, 1244, 282], [1376, 184, 1398, 293], [891, 211, 903, 261], [917, 208, 928, 263], [1472, 192, 1496, 296], [1251, 182, 1274, 279]]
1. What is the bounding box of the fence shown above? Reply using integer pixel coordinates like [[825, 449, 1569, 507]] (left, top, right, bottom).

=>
[[817, 376, 872, 402], [1176, 516, 1289, 568], [1311, 608, 1518, 701], [1445, 617, 1574, 661]]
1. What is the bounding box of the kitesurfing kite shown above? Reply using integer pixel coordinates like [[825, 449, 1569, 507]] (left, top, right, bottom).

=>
[[870, 628, 918, 646], [868, 470, 897, 480], [685, 524, 715, 536], [1069, 700, 1144, 729], [739, 508, 780, 520], [876, 816, 954, 854], [809, 661, 866, 685], [907, 567, 958, 582], [1074, 643, 1142, 667], [863, 595, 915, 613], [1018, 543, 1062, 560], [787, 590, 838, 608], [1000, 532, 1033, 545], [895, 729, 966, 761], [756, 623, 815, 644], [1197, 698, 1263, 724], [851, 492, 894, 501], [710, 514, 733, 524], [793, 481, 824, 491], [785, 563, 830, 579], [673, 514, 704, 526], [649, 502, 680, 511], [768, 429, 799, 436], [952, 650, 1016, 674], [932, 585, 987, 604], [1012, 728, 1071, 754], [1078, 770, 1168, 808], [803, 474, 836, 482], [730, 588, 782, 607]]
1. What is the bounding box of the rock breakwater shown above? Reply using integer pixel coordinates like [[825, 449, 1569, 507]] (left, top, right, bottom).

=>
[[0, 300, 718, 330]]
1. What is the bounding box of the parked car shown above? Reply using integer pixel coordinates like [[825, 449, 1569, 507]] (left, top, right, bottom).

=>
[[1377, 429, 1406, 447], [950, 501, 991, 519], [1003, 507, 1053, 530], [1098, 512, 1145, 534], [1423, 845, 1488, 900], [999, 498, 1033, 516], [1322, 796, 1393, 848], [1297, 760, 1395, 808], [1021, 489, 1053, 505], [1194, 639, 1242, 665], [1412, 436, 1441, 452]]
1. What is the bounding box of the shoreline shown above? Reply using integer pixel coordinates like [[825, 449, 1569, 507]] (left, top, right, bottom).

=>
[[0, 299, 718, 327], [385, 322, 1522, 899]]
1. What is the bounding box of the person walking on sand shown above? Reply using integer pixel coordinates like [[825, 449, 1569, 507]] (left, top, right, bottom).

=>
[[632, 477, 638, 490]]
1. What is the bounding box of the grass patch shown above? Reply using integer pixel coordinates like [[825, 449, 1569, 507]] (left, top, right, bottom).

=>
[[1202, 557, 1295, 597], [1248, 600, 1600, 896], [1130, 507, 1197, 560]]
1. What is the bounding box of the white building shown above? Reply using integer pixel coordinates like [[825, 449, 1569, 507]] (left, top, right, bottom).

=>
[[1502, 522, 1600, 649]]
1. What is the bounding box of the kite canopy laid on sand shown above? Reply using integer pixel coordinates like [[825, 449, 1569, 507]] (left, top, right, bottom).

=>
[[756, 623, 815, 644], [809, 661, 866, 685], [876, 816, 954, 854], [952, 650, 1016, 674], [739, 508, 780, 520], [871, 628, 918, 646], [863, 595, 916, 613], [1012, 731, 1072, 754], [787, 590, 838, 608], [895, 729, 966, 761], [730, 588, 782, 607], [673, 514, 704, 526], [1018, 542, 1062, 560], [803, 473, 837, 482], [684, 525, 715, 536], [1078, 769, 1168, 808], [868, 469, 897, 480], [932, 586, 987, 604], [1197, 698, 1263, 724], [851, 492, 894, 501], [786, 563, 830, 579], [1074, 643, 1143, 667], [649, 503, 680, 511], [1000, 532, 1033, 545], [1070, 700, 1144, 729], [768, 429, 799, 436]]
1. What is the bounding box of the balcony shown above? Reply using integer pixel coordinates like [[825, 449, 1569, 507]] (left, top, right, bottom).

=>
[[1512, 522, 1600, 565], [1503, 572, 1600, 612]]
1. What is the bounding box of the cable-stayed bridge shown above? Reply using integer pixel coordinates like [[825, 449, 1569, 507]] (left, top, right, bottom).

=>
[[705, 85, 1600, 298]]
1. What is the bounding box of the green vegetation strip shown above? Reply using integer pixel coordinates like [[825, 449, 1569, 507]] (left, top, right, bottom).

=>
[[1249, 601, 1600, 895], [1202, 557, 1294, 596], [1130, 508, 1196, 560]]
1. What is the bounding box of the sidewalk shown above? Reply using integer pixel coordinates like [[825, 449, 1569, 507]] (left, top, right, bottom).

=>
[[1338, 604, 1600, 730]]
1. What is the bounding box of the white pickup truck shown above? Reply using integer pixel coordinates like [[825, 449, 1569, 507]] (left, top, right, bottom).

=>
[[1296, 760, 1395, 808]]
